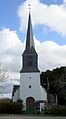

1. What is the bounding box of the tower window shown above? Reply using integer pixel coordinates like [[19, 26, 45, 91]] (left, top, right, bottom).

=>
[[28, 57, 33, 67], [29, 77, 31, 79], [29, 85, 31, 88]]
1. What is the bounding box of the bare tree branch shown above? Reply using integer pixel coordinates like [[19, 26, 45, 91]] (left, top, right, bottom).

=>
[[0, 65, 9, 82]]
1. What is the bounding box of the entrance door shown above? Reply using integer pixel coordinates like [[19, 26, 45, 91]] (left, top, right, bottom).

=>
[[26, 97, 35, 113]]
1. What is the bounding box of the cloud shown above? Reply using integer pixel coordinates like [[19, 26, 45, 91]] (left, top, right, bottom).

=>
[[35, 38, 66, 71], [18, 0, 66, 36], [64, 0, 66, 3], [0, 28, 66, 79], [0, 28, 24, 79]]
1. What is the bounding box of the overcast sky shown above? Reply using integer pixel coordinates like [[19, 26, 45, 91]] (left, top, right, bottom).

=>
[[0, 0, 66, 79]]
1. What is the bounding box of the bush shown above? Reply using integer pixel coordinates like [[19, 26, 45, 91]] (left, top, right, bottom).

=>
[[44, 105, 66, 116], [0, 101, 22, 114]]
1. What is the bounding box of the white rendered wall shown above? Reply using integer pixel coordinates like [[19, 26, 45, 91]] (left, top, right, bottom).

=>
[[13, 88, 20, 102], [20, 72, 47, 103], [40, 85, 47, 101]]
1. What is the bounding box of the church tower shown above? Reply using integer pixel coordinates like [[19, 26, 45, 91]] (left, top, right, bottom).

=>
[[20, 12, 39, 73], [20, 12, 47, 112]]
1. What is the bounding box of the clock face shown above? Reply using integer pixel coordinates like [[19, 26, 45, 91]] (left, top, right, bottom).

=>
[[28, 56, 33, 67]]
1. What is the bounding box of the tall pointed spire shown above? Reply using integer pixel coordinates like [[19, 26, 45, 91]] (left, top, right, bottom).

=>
[[26, 11, 35, 50], [20, 6, 39, 73]]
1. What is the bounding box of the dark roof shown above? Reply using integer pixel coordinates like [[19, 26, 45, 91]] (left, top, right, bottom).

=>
[[20, 12, 40, 73], [12, 85, 20, 96], [26, 12, 35, 50]]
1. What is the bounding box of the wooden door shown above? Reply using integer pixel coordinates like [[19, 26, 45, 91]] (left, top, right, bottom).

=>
[[26, 97, 35, 113]]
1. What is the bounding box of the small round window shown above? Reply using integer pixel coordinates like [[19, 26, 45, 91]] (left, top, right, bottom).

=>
[[29, 85, 31, 88]]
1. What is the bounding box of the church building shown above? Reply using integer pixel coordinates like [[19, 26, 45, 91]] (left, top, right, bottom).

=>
[[12, 11, 47, 112]]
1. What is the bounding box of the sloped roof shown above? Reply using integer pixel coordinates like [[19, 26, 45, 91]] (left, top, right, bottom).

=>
[[12, 85, 20, 96]]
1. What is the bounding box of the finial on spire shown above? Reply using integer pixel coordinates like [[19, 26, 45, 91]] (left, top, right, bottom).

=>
[[28, 4, 31, 12], [26, 4, 35, 50]]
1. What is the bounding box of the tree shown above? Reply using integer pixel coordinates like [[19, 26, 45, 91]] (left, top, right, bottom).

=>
[[0, 65, 9, 82], [40, 67, 66, 105]]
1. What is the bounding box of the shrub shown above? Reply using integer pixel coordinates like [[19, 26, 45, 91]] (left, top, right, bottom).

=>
[[0, 101, 22, 114], [44, 105, 66, 116]]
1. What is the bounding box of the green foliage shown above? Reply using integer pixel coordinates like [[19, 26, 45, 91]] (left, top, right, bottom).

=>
[[44, 105, 66, 116], [17, 98, 23, 104], [0, 101, 22, 114], [40, 66, 66, 105]]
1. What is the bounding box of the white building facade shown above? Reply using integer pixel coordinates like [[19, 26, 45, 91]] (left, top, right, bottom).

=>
[[20, 12, 47, 112]]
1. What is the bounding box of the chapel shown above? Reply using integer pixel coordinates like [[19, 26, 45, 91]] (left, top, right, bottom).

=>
[[12, 11, 47, 112]]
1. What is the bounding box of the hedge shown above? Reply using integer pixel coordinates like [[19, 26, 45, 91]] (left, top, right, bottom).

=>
[[44, 105, 66, 116], [0, 101, 22, 114]]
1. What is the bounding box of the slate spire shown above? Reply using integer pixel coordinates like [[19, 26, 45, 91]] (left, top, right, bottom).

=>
[[26, 12, 35, 50], [20, 11, 39, 73]]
